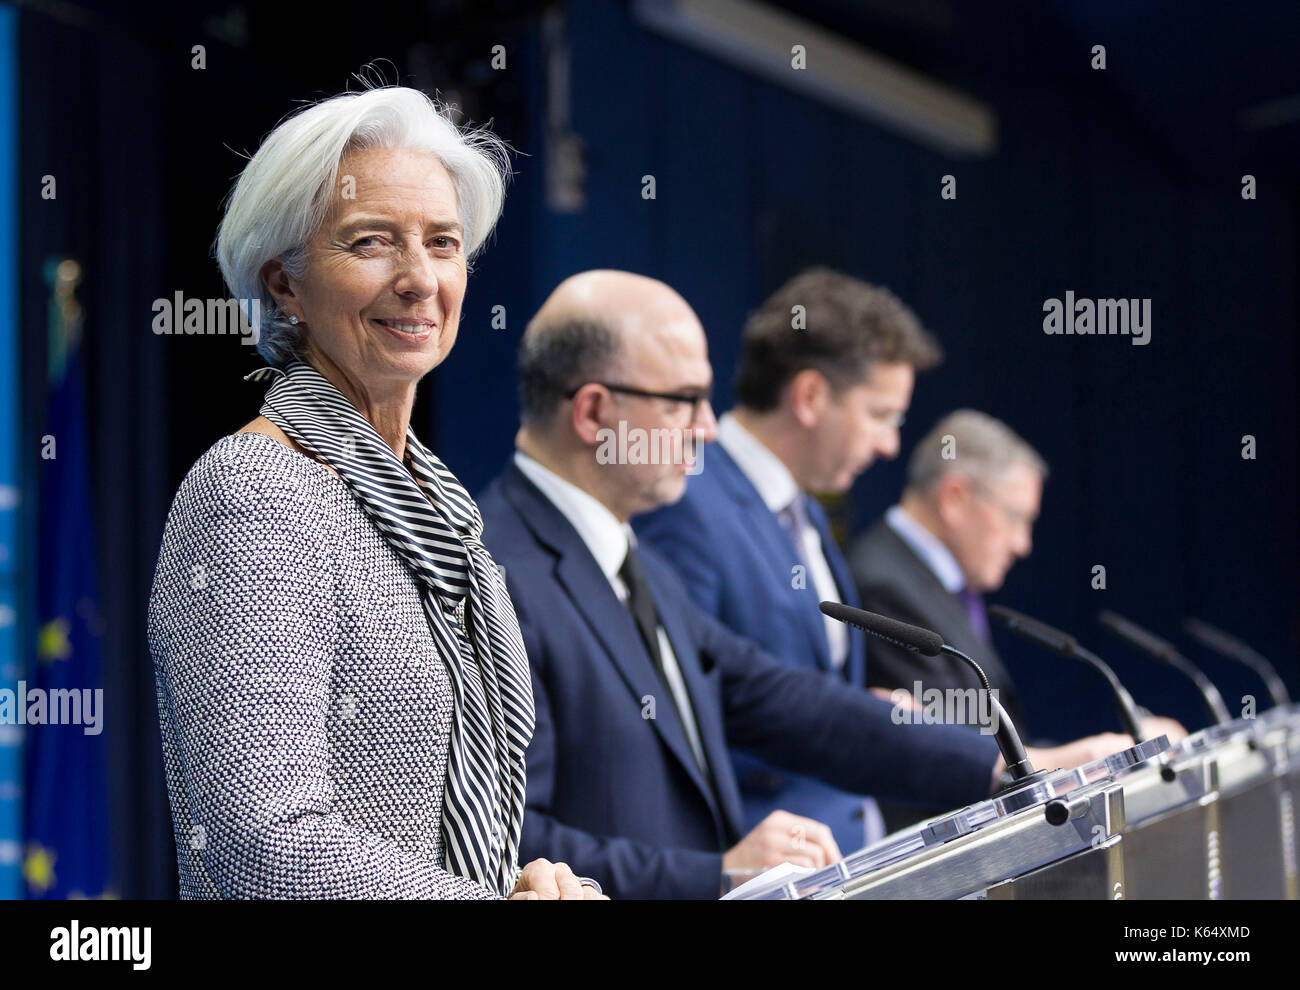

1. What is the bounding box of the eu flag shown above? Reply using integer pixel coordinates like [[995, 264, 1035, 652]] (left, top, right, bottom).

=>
[[22, 258, 112, 898]]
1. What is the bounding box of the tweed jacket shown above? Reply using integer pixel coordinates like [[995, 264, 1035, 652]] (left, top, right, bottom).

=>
[[148, 432, 500, 899]]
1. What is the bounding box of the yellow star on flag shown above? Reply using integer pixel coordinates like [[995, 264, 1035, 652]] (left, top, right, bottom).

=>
[[23, 842, 57, 894], [37, 617, 72, 663]]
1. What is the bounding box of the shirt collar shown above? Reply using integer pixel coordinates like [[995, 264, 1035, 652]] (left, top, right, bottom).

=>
[[885, 504, 967, 593], [513, 450, 632, 581], [716, 412, 801, 514]]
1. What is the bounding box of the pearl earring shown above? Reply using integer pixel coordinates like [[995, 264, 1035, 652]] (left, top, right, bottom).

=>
[[288, 315, 300, 325]]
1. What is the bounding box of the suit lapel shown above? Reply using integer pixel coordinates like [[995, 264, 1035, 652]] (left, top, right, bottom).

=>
[[502, 465, 726, 819], [876, 524, 1015, 690], [652, 579, 744, 829], [706, 444, 833, 671]]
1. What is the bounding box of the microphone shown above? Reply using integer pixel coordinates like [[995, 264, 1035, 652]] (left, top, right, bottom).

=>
[[1183, 618, 1291, 708], [987, 604, 1147, 742], [1098, 610, 1232, 725], [819, 602, 1037, 781]]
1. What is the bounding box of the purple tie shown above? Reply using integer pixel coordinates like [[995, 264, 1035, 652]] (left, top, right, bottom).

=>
[[958, 586, 990, 644], [777, 493, 811, 566]]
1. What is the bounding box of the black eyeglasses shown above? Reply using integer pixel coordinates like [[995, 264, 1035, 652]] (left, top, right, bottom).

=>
[[563, 381, 714, 422]]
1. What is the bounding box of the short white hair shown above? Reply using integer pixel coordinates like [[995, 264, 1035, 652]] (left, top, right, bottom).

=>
[[216, 85, 510, 364], [906, 409, 1048, 494]]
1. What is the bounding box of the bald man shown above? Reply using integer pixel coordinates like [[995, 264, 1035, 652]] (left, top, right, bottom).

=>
[[476, 270, 1132, 899]]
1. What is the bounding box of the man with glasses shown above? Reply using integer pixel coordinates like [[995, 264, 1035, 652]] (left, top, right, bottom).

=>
[[847, 410, 1045, 752], [849, 410, 1184, 832], [635, 267, 938, 855], [477, 271, 1131, 898]]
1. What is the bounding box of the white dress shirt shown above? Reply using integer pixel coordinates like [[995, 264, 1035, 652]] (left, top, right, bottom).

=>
[[716, 413, 849, 669], [717, 416, 884, 846], [513, 451, 709, 773], [884, 504, 965, 593]]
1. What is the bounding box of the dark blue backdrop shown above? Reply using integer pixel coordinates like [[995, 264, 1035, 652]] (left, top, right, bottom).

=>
[[452, 0, 1300, 748]]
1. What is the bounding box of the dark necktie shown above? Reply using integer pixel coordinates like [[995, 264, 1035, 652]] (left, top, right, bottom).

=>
[[618, 543, 660, 660], [619, 544, 666, 679], [619, 544, 711, 781]]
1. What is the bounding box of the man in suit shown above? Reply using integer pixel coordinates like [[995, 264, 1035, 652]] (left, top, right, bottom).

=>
[[478, 271, 1133, 899], [635, 268, 940, 853], [850, 409, 1185, 838], [848, 409, 1044, 740]]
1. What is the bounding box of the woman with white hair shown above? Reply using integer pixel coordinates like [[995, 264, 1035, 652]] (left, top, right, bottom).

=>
[[148, 86, 601, 899]]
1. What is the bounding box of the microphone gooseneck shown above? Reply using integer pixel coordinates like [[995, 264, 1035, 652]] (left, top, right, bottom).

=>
[[988, 604, 1148, 741], [819, 602, 1037, 781], [1183, 617, 1291, 708], [1098, 610, 1232, 726]]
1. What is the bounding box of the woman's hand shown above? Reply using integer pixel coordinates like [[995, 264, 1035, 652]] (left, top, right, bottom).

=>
[[509, 858, 609, 899]]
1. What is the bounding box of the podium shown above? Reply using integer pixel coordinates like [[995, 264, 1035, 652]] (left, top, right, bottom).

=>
[[1120, 707, 1299, 899], [1211, 706, 1299, 899], [730, 707, 1300, 899], [730, 737, 1169, 900], [1115, 731, 1218, 899]]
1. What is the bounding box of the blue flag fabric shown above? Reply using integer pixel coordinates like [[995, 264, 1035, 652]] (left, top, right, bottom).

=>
[[0, 1, 21, 899], [22, 259, 112, 899]]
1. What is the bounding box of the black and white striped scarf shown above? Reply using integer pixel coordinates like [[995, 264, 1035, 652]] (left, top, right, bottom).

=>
[[246, 360, 535, 897]]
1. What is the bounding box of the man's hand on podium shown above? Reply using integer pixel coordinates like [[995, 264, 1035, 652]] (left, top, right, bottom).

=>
[[722, 809, 843, 874], [1028, 732, 1136, 773], [871, 686, 920, 710], [1140, 715, 1188, 743], [991, 731, 1136, 787]]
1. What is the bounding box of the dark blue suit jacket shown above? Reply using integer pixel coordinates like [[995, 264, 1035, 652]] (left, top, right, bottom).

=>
[[636, 441, 875, 852], [477, 462, 999, 899]]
